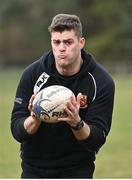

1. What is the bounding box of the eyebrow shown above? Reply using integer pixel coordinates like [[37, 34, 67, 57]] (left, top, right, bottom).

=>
[[52, 39, 73, 42]]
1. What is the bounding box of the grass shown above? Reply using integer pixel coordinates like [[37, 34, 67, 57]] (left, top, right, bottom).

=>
[[0, 69, 132, 178], [0, 69, 22, 178], [94, 74, 132, 178]]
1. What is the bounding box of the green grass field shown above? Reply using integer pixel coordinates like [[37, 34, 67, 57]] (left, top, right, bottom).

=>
[[0, 69, 132, 178]]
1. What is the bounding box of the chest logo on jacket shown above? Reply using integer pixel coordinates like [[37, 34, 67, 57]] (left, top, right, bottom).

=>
[[80, 95, 88, 109], [34, 72, 50, 93]]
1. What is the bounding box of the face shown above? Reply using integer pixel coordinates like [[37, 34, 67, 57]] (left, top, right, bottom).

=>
[[51, 30, 85, 70]]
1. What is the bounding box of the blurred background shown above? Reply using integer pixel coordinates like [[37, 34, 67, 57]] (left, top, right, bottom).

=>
[[0, 0, 132, 178]]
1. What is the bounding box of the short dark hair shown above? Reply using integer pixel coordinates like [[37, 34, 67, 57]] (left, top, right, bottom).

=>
[[48, 14, 83, 38]]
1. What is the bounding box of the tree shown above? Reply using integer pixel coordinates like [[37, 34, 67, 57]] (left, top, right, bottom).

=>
[[0, 0, 132, 67]]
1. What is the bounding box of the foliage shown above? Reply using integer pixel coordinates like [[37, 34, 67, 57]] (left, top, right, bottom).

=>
[[0, 0, 132, 66]]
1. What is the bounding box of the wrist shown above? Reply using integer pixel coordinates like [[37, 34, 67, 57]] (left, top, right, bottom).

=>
[[70, 119, 84, 131], [24, 116, 41, 134]]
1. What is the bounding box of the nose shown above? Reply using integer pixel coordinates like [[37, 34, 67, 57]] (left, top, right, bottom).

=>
[[59, 42, 66, 52]]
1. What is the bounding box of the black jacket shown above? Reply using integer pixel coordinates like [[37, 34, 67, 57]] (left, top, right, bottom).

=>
[[11, 50, 115, 168]]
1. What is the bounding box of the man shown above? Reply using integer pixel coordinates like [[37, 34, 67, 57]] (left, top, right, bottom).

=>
[[11, 14, 115, 178]]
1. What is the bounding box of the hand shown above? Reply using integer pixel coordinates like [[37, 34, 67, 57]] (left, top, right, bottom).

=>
[[24, 93, 41, 134], [58, 93, 91, 140], [58, 93, 83, 126], [28, 93, 37, 117]]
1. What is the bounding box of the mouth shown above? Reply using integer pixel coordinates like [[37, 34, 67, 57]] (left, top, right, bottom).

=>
[[58, 54, 66, 59]]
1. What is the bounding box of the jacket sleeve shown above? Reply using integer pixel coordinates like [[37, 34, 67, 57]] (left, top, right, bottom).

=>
[[11, 68, 35, 143], [79, 74, 115, 152]]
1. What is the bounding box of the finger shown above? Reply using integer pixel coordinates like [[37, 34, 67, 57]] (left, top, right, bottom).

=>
[[67, 95, 79, 111], [70, 95, 77, 107], [28, 97, 34, 109], [58, 108, 72, 122], [31, 111, 35, 117], [30, 94, 36, 103], [66, 100, 76, 113], [63, 105, 73, 116], [28, 102, 32, 111], [30, 92, 38, 103], [76, 93, 82, 106], [57, 116, 70, 122]]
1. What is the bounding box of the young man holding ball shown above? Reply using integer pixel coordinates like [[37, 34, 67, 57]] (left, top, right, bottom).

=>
[[11, 14, 115, 178]]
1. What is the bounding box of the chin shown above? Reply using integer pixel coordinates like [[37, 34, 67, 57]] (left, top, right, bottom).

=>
[[58, 60, 68, 67], [59, 64, 68, 68]]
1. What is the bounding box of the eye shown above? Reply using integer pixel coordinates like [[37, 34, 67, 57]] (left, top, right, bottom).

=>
[[64, 40, 73, 46], [53, 40, 61, 45]]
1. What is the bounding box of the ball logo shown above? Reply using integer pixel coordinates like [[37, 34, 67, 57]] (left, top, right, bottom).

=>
[[39, 109, 50, 122], [33, 99, 50, 121], [52, 111, 67, 118], [33, 98, 67, 122]]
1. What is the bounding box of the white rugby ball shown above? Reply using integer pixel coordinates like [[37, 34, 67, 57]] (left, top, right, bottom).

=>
[[32, 85, 74, 123]]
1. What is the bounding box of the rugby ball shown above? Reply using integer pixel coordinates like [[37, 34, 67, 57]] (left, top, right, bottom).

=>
[[32, 85, 74, 123]]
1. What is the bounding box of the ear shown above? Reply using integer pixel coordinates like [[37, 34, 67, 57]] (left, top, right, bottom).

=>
[[79, 37, 85, 49]]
